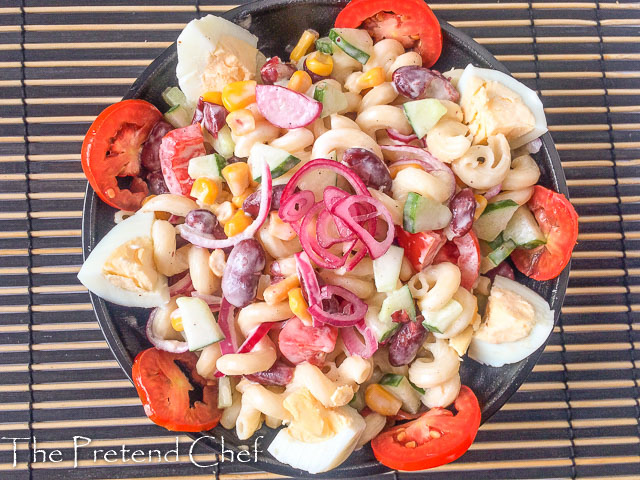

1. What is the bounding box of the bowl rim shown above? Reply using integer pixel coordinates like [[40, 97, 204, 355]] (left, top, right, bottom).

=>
[[82, 1, 570, 476]]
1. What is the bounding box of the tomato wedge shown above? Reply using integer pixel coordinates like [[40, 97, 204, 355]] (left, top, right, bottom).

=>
[[278, 316, 338, 366], [132, 348, 222, 432], [372, 385, 480, 471], [396, 227, 446, 272], [159, 124, 206, 197], [434, 231, 480, 290], [511, 185, 578, 281], [335, 0, 442, 67], [81, 100, 162, 211]]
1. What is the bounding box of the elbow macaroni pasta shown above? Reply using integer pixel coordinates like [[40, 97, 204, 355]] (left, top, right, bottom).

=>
[[451, 133, 511, 189]]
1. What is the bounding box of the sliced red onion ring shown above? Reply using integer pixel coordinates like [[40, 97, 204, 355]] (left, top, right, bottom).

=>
[[169, 273, 193, 296], [387, 128, 418, 144], [279, 189, 315, 223], [382, 145, 456, 201], [177, 159, 272, 249], [484, 183, 502, 200], [307, 285, 368, 327], [146, 308, 189, 353], [217, 298, 239, 355], [295, 251, 321, 307], [280, 159, 370, 208], [342, 321, 378, 358], [190, 291, 222, 305], [331, 195, 395, 259], [236, 322, 273, 354], [299, 202, 352, 269]]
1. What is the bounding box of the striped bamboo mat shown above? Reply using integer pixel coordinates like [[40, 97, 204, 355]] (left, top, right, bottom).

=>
[[1, 0, 639, 479]]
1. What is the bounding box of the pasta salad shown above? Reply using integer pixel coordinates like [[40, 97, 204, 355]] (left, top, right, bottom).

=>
[[78, 0, 579, 473]]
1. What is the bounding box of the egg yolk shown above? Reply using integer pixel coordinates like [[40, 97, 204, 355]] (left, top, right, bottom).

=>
[[475, 286, 535, 344], [201, 35, 257, 93], [283, 388, 343, 443], [461, 75, 535, 145], [103, 237, 158, 292]]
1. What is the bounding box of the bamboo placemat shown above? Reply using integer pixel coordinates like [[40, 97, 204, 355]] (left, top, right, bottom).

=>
[[1, 0, 639, 478]]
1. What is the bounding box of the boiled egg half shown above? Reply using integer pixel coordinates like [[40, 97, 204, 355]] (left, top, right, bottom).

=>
[[468, 275, 554, 367], [176, 14, 260, 106], [78, 212, 169, 308], [267, 387, 366, 474], [457, 64, 547, 149]]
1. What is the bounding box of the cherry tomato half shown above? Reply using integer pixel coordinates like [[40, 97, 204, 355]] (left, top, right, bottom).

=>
[[511, 185, 579, 281], [433, 230, 480, 290], [371, 385, 481, 471], [335, 0, 442, 67], [81, 100, 162, 211], [132, 348, 222, 432]]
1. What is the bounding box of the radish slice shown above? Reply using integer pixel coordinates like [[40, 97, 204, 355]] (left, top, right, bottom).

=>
[[177, 158, 272, 249], [237, 322, 274, 353], [342, 321, 378, 358], [146, 308, 189, 353], [256, 84, 322, 128]]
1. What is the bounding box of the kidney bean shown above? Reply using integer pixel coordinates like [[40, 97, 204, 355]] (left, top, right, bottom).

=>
[[260, 56, 297, 85], [243, 183, 286, 219], [222, 239, 266, 307], [226, 155, 246, 164], [192, 97, 228, 137], [342, 148, 392, 194], [393, 66, 460, 102], [141, 120, 173, 172], [449, 188, 476, 238], [146, 171, 169, 195], [244, 361, 294, 386], [185, 209, 226, 239], [388, 315, 428, 367], [486, 261, 515, 282]]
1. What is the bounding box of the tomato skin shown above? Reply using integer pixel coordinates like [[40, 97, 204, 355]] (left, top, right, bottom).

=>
[[396, 227, 446, 272], [132, 348, 222, 432], [434, 231, 480, 290], [81, 100, 162, 211], [278, 317, 338, 366], [159, 124, 206, 197], [335, 0, 442, 67], [511, 186, 578, 281], [371, 385, 481, 471]]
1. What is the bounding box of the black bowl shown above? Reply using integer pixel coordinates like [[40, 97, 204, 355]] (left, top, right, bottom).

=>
[[82, 0, 570, 477]]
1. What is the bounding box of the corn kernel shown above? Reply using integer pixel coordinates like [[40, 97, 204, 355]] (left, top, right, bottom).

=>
[[305, 51, 333, 77], [232, 188, 254, 208], [224, 209, 253, 237], [357, 67, 385, 90], [170, 311, 183, 332], [290, 29, 319, 63], [222, 162, 251, 197], [202, 91, 223, 105], [365, 384, 402, 416], [288, 287, 312, 325], [388, 163, 421, 179], [474, 194, 488, 220], [221, 80, 256, 112], [190, 177, 219, 205], [287, 70, 313, 93], [226, 109, 256, 136]]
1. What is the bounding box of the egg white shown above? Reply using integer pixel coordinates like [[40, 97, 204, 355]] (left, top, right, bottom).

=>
[[457, 63, 548, 149], [176, 15, 259, 106], [78, 212, 169, 308], [267, 405, 366, 474], [468, 275, 554, 367]]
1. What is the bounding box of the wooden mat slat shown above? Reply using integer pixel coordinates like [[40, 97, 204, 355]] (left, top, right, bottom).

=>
[[1, 0, 639, 479]]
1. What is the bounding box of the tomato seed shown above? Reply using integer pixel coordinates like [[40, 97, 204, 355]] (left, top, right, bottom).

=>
[[430, 430, 441, 439], [396, 431, 407, 442], [405, 441, 417, 448]]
